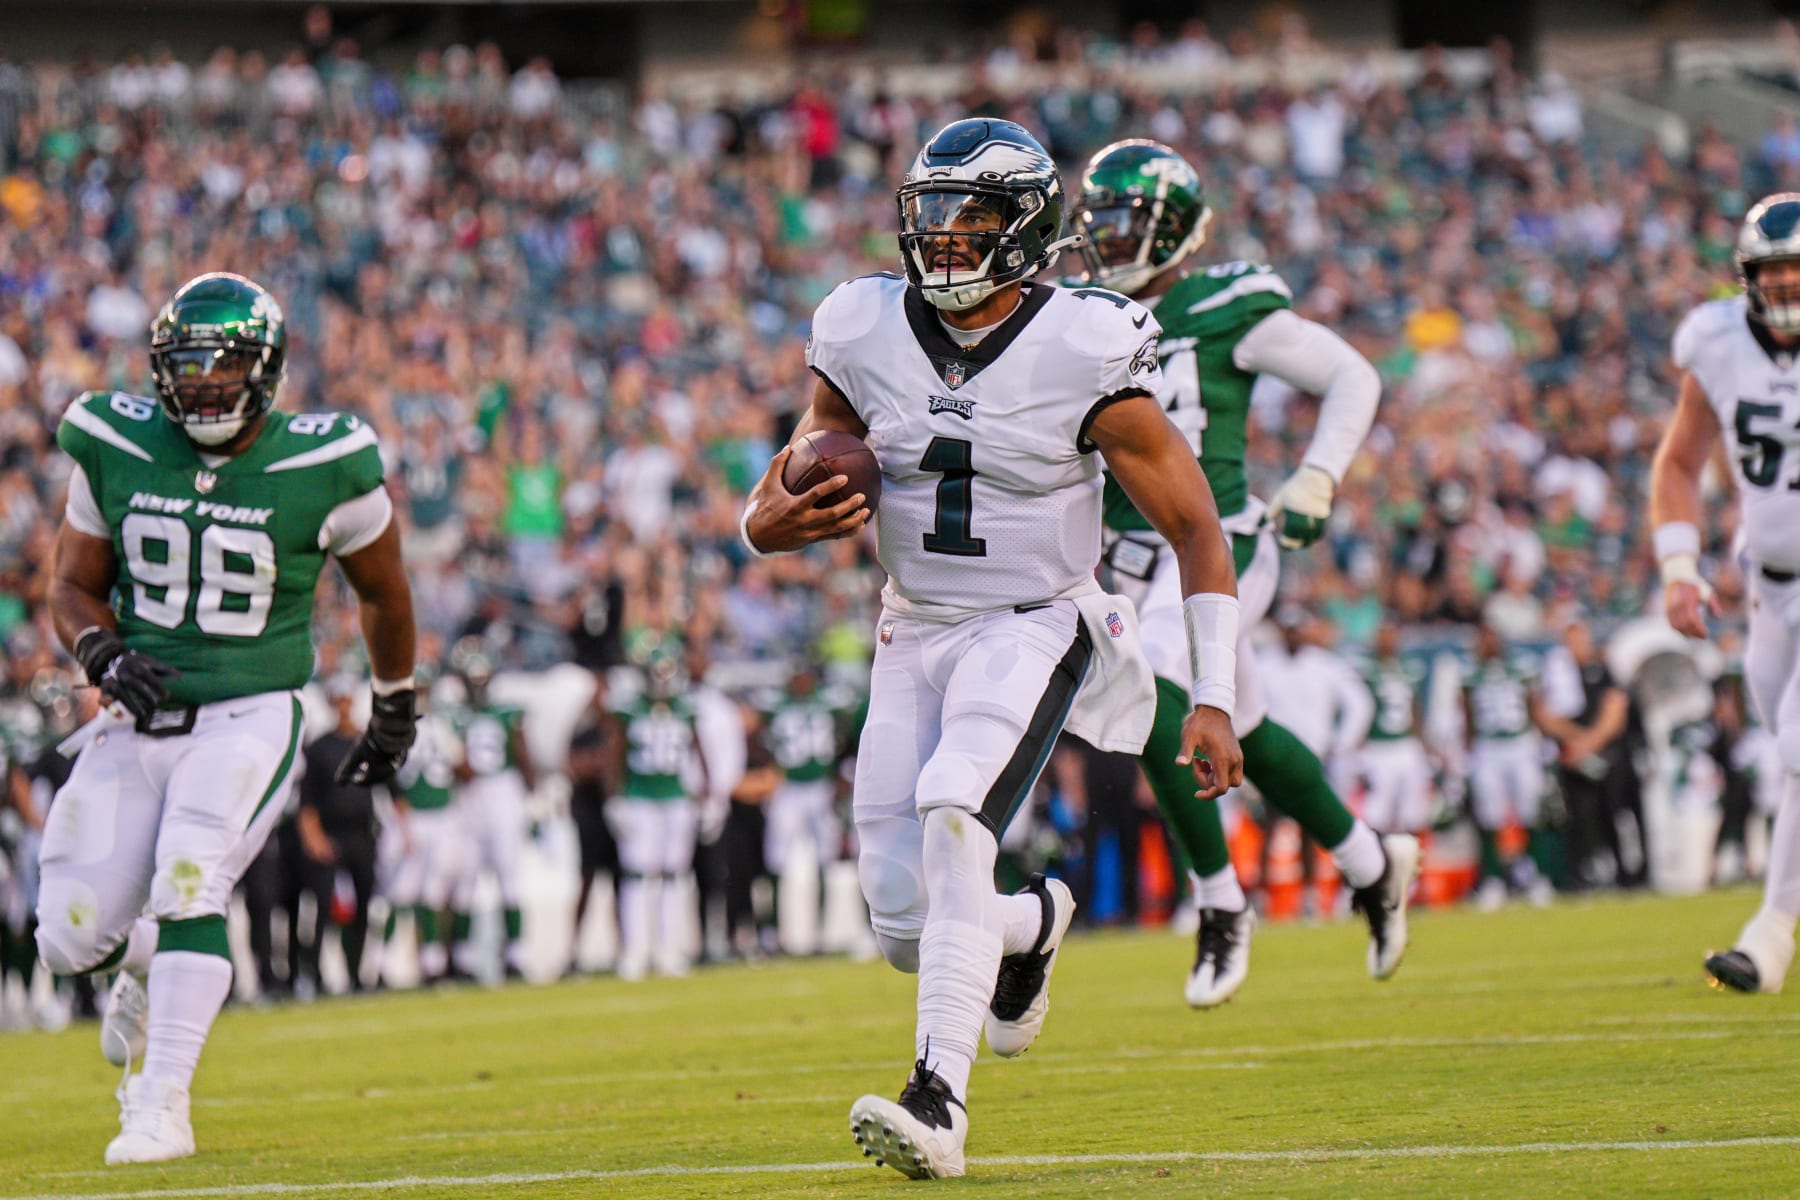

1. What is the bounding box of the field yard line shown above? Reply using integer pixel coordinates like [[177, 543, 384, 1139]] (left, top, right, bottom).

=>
[[7, 1024, 1788, 1110], [12, 1136, 1800, 1200]]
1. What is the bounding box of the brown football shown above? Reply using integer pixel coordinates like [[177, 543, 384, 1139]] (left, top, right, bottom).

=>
[[782, 430, 882, 515]]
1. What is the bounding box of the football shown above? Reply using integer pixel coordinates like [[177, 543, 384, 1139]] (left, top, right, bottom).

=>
[[782, 429, 882, 515]]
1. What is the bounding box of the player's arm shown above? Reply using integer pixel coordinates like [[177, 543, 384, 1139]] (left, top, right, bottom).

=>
[[1088, 395, 1244, 800], [1234, 309, 1382, 549], [508, 722, 537, 793], [1335, 659, 1376, 752], [333, 515, 419, 785], [1650, 370, 1727, 639], [50, 517, 181, 724], [742, 376, 872, 554]]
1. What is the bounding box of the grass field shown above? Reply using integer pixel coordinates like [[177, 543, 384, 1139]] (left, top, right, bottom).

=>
[[4, 888, 1799, 1199]]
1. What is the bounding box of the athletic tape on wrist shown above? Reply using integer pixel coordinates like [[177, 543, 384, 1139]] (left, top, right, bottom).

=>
[[1659, 552, 1708, 591], [1652, 521, 1700, 564], [739, 499, 772, 559], [1183, 592, 1239, 714]]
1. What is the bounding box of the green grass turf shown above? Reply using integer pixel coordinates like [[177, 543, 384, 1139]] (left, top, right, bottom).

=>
[[3, 888, 1798, 1199]]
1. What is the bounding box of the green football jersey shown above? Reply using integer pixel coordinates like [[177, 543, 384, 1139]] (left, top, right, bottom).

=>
[[759, 687, 850, 784], [1102, 261, 1293, 530], [454, 702, 524, 779], [1363, 658, 1424, 742], [397, 712, 458, 811], [1464, 657, 1537, 740], [58, 392, 385, 707], [615, 696, 697, 801]]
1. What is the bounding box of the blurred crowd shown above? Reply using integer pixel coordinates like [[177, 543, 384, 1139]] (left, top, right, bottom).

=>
[[0, 10, 1789, 1022]]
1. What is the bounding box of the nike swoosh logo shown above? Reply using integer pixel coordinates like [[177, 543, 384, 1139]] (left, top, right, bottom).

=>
[[1132, 313, 1148, 329], [228, 709, 256, 719]]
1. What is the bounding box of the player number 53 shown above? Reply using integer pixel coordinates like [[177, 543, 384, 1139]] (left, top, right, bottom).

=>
[[120, 514, 277, 637]]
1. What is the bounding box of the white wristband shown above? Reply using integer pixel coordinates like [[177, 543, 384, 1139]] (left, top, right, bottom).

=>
[[1653, 521, 1701, 563], [372, 675, 416, 696], [1183, 593, 1239, 715], [739, 499, 772, 559]]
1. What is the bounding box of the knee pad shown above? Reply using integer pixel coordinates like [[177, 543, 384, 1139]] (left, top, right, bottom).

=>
[[856, 845, 926, 943], [875, 932, 920, 973], [33, 882, 104, 976]]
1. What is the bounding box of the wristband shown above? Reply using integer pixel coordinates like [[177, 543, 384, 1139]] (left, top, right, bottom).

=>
[[1652, 521, 1701, 564], [1183, 593, 1239, 715], [1659, 552, 1710, 593], [372, 675, 416, 697], [739, 499, 772, 559]]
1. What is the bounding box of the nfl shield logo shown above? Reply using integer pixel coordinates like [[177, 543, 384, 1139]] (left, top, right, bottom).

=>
[[879, 622, 895, 647], [194, 470, 217, 494], [1105, 612, 1124, 639], [944, 362, 966, 389]]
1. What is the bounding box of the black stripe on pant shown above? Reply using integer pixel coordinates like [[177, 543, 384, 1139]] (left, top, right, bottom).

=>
[[977, 615, 1096, 837]]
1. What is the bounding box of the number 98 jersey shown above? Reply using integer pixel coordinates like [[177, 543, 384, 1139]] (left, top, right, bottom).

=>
[[807, 274, 1162, 613], [57, 391, 389, 706], [1674, 296, 1800, 570]]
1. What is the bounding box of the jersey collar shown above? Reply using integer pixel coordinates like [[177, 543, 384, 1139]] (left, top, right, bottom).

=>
[[1747, 312, 1800, 369], [904, 281, 1053, 391]]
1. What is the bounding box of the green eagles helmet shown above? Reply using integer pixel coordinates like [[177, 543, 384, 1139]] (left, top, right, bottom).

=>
[[149, 272, 287, 446], [1738, 192, 1800, 335], [1072, 140, 1212, 297]]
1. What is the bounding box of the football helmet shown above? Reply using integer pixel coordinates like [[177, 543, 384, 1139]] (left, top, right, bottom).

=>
[[896, 119, 1075, 312], [1072, 140, 1212, 297], [449, 637, 495, 704], [149, 272, 287, 446], [1739, 193, 1800, 335]]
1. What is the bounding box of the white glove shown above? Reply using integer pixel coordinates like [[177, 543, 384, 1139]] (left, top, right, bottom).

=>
[[1266, 464, 1336, 550]]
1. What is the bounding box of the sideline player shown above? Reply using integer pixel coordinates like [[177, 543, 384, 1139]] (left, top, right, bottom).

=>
[[1653, 193, 1800, 992], [743, 118, 1243, 1179], [37, 272, 416, 1162], [1069, 140, 1416, 1007], [1357, 623, 1434, 837]]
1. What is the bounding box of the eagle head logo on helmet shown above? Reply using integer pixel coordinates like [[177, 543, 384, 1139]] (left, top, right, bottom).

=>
[[895, 119, 1078, 312]]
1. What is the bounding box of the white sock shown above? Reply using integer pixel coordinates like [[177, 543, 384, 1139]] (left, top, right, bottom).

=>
[[419, 941, 447, 978], [121, 917, 159, 978], [1759, 771, 1800, 921], [1331, 820, 1387, 890], [915, 808, 1004, 1102], [618, 876, 650, 966], [996, 891, 1043, 955], [142, 951, 233, 1093], [1195, 866, 1247, 912]]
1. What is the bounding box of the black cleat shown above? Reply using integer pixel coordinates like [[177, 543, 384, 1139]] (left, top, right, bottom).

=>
[[1706, 950, 1761, 993]]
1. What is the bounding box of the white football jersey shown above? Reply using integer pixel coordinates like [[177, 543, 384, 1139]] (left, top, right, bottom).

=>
[[807, 274, 1164, 612], [1674, 297, 1800, 569]]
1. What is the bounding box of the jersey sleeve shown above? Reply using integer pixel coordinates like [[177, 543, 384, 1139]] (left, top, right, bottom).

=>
[[1076, 299, 1164, 452], [319, 485, 393, 556], [1671, 305, 1707, 373], [63, 464, 108, 538]]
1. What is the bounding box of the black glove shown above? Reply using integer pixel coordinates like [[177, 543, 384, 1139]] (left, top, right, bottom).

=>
[[74, 627, 181, 726], [334, 688, 417, 787]]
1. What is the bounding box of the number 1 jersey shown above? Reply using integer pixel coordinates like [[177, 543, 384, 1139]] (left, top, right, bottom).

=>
[[58, 391, 388, 706], [806, 274, 1163, 613]]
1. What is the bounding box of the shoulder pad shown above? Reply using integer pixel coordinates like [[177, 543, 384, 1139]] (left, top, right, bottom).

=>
[[810, 273, 897, 348], [58, 391, 162, 466], [262, 412, 384, 495]]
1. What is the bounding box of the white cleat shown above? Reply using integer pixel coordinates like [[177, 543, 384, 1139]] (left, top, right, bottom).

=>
[[104, 1075, 195, 1165], [1352, 834, 1420, 981], [849, 1060, 967, 1180], [984, 874, 1076, 1058], [1185, 906, 1256, 1008], [100, 973, 149, 1069], [1707, 908, 1797, 994], [1472, 876, 1507, 913]]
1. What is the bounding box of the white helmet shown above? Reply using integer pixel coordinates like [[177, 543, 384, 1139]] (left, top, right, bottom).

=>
[[1737, 193, 1800, 334]]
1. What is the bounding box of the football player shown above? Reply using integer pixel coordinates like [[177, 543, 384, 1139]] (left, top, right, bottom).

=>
[[604, 652, 707, 980], [1357, 623, 1434, 838], [1069, 140, 1415, 1007], [1654, 193, 1800, 993], [445, 639, 535, 981], [743, 119, 1243, 1179], [757, 659, 854, 951], [37, 272, 417, 1163], [1461, 623, 1552, 909], [385, 668, 465, 985]]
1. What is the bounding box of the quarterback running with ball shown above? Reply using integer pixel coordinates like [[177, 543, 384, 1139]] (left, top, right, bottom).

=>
[[1655, 194, 1800, 994], [743, 119, 1244, 1179], [1070, 140, 1416, 1007], [37, 272, 417, 1163]]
